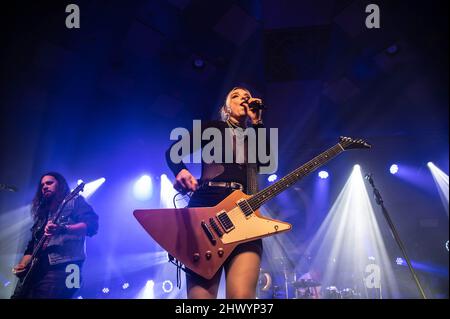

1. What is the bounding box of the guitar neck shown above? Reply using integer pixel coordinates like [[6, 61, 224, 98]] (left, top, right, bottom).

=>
[[247, 143, 344, 210], [30, 199, 69, 258]]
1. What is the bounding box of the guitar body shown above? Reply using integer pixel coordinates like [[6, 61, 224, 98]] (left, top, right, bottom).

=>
[[134, 137, 371, 280], [134, 190, 292, 279], [11, 258, 39, 299]]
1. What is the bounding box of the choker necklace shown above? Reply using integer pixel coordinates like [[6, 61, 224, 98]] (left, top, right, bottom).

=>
[[226, 119, 245, 129]]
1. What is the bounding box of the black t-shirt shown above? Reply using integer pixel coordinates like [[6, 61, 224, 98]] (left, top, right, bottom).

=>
[[165, 120, 267, 206]]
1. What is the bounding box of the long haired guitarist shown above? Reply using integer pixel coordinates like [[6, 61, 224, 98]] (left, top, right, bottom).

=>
[[165, 87, 269, 299], [11, 172, 99, 299]]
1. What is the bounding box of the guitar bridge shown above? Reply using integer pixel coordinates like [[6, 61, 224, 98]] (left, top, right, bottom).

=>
[[216, 211, 234, 233]]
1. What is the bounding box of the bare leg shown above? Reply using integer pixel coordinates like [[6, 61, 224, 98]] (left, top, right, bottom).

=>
[[224, 240, 262, 299], [186, 268, 222, 299]]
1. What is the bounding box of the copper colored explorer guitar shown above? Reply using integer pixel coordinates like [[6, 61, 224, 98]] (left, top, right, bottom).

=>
[[134, 137, 371, 279]]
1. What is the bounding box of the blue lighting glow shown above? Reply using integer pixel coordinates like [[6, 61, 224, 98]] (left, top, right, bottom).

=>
[[268, 174, 277, 182]]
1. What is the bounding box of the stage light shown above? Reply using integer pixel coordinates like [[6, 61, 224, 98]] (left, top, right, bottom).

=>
[[77, 179, 83, 185], [77, 296, 83, 299], [133, 175, 153, 201], [386, 44, 399, 55], [193, 58, 205, 69], [122, 282, 130, 289], [102, 287, 110, 294], [395, 257, 405, 265], [268, 174, 277, 182], [162, 280, 174, 293], [446, 240, 449, 252], [427, 162, 449, 215], [138, 280, 155, 299], [318, 171, 329, 179], [79, 177, 106, 198], [394, 257, 447, 277], [160, 174, 184, 208], [389, 164, 399, 175]]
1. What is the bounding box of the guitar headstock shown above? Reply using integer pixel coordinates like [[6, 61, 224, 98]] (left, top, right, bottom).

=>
[[65, 182, 85, 203], [339, 136, 371, 150]]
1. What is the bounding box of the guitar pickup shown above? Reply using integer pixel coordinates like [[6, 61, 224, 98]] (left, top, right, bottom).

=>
[[209, 217, 223, 238], [201, 221, 216, 245], [216, 211, 235, 233]]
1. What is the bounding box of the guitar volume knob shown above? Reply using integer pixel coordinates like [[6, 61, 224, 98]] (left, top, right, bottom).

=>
[[193, 253, 200, 262], [205, 251, 212, 260], [218, 248, 224, 257]]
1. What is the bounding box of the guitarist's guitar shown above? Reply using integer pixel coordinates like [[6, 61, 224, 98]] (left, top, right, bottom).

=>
[[11, 182, 85, 299], [134, 137, 371, 280]]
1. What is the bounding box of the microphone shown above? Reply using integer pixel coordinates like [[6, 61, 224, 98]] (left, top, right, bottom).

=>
[[0, 183, 18, 192], [243, 98, 266, 110], [248, 100, 266, 110]]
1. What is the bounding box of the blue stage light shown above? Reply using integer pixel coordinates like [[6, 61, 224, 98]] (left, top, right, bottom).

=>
[[267, 174, 277, 182], [162, 280, 173, 293], [395, 257, 405, 265]]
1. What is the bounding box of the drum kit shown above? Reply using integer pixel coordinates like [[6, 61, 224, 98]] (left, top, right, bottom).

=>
[[257, 257, 360, 299]]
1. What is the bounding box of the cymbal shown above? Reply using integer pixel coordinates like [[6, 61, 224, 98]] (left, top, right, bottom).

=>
[[292, 279, 321, 288]]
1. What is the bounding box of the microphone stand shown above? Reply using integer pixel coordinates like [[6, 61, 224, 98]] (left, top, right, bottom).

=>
[[365, 173, 427, 299]]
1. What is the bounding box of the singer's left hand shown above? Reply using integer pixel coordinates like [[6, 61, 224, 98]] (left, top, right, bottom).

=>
[[245, 98, 263, 124]]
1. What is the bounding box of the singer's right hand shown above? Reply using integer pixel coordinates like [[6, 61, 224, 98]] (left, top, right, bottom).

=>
[[245, 97, 263, 124], [174, 169, 198, 194]]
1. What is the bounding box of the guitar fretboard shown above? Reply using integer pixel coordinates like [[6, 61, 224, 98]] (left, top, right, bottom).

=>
[[247, 143, 344, 210]]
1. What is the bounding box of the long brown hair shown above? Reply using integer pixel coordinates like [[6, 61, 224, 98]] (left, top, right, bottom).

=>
[[31, 172, 70, 221]]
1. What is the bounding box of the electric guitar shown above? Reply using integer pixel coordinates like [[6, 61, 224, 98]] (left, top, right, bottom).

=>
[[11, 182, 85, 299], [134, 137, 371, 280]]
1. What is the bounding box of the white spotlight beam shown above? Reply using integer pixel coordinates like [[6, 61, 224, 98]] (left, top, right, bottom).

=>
[[138, 280, 155, 299], [133, 175, 153, 201], [78, 177, 106, 199], [306, 165, 400, 299], [160, 174, 187, 208], [427, 162, 449, 216]]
